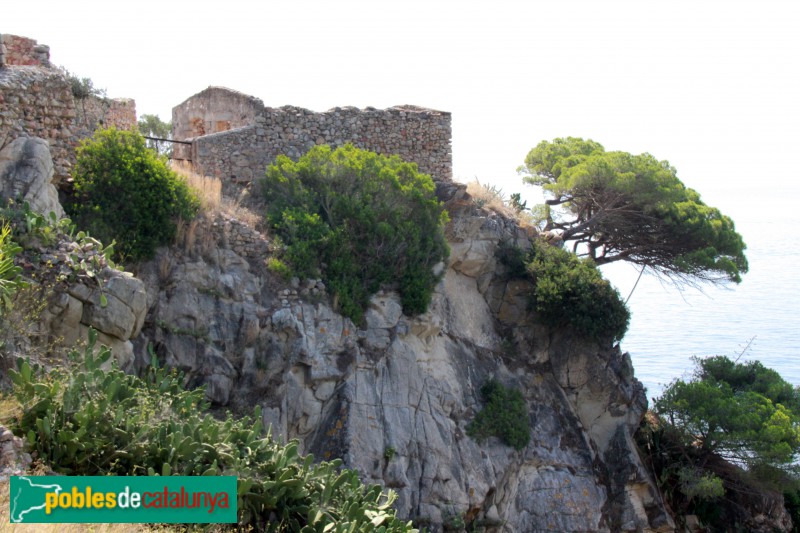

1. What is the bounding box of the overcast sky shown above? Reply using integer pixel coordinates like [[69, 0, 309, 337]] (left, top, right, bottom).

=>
[[7, 0, 799, 207], [6, 1, 800, 388]]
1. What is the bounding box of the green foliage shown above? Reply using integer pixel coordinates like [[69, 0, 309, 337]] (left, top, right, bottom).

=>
[[784, 488, 800, 533], [677, 468, 725, 502], [8, 330, 416, 531], [654, 356, 800, 473], [66, 128, 200, 262], [384, 447, 396, 462], [266, 257, 293, 280], [508, 192, 527, 213], [526, 241, 629, 342], [0, 221, 24, 312], [263, 144, 449, 323], [467, 380, 530, 451], [519, 137, 748, 285], [138, 113, 173, 156], [60, 68, 107, 100]]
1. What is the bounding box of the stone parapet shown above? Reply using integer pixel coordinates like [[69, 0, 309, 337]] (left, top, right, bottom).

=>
[[173, 88, 452, 183]]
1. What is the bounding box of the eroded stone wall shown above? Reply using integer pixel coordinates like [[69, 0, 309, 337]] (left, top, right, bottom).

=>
[[172, 88, 452, 183], [172, 86, 264, 141], [73, 96, 137, 139], [0, 34, 50, 67], [0, 67, 76, 182], [0, 34, 136, 183]]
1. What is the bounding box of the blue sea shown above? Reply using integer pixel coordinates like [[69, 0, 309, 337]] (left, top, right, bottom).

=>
[[601, 187, 800, 402]]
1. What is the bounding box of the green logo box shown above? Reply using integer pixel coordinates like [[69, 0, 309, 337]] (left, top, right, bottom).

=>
[[9, 476, 237, 523]]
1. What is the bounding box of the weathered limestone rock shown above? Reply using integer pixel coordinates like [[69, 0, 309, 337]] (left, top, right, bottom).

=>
[[131, 202, 674, 532], [0, 136, 64, 218]]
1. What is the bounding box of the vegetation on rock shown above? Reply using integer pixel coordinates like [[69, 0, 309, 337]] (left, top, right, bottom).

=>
[[0, 222, 23, 312], [263, 144, 449, 323], [640, 356, 800, 530], [66, 128, 200, 262], [655, 355, 800, 472], [519, 137, 748, 285], [466, 380, 530, 450], [6, 330, 415, 531], [498, 240, 630, 343]]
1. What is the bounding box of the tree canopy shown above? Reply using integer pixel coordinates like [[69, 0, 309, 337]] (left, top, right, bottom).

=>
[[137, 113, 173, 156], [519, 137, 748, 285], [654, 355, 800, 472]]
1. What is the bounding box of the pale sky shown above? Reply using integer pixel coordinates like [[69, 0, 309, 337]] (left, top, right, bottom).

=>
[[5, 1, 800, 388], [6, 0, 799, 207]]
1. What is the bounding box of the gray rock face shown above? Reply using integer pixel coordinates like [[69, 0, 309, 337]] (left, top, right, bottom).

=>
[[0, 136, 64, 218], [44, 268, 147, 371], [133, 204, 674, 532]]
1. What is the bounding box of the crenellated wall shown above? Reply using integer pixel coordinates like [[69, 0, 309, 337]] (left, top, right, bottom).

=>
[[172, 87, 452, 184]]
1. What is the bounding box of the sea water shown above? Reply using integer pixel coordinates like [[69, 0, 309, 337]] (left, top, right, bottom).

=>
[[601, 188, 800, 402]]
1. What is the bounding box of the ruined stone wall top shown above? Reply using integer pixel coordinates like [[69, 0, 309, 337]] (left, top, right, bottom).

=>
[[173, 87, 452, 184], [0, 34, 51, 68], [172, 86, 265, 141], [0, 33, 136, 183]]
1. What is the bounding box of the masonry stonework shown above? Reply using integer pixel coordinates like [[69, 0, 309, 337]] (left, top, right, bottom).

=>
[[172, 87, 452, 184], [0, 34, 136, 184], [0, 34, 51, 68]]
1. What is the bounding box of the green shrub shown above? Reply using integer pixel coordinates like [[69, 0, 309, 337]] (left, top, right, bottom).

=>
[[526, 241, 629, 342], [784, 488, 800, 533], [654, 356, 800, 472], [7, 329, 415, 531], [66, 128, 200, 262], [467, 380, 530, 450], [0, 221, 24, 312], [263, 144, 449, 323]]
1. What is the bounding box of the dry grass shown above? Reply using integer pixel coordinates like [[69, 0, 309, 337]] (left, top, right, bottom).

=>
[[465, 179, 518, 219], [220, 199, 262, 230], [171, 161, 222, 212], [170, 161, 263, 232], [465, 179, 541, 233]]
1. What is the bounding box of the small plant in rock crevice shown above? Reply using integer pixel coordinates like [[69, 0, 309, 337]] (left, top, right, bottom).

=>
[[467, 379, 530, 451]]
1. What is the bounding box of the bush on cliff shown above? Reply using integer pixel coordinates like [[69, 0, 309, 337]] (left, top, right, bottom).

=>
[[263, 144, 449, 323], [67, 128, 199, 262], [498, 240, 629, 343], [640, 356, 800, 530], [467, 380, 530, 450], [526, 240, 629, 342], [655, 355, 800, 473], [6, 329, 415, 531]]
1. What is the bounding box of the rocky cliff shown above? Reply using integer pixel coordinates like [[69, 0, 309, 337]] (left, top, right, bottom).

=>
[[1, 39, 675, 527], [122, 179, 673, 532]]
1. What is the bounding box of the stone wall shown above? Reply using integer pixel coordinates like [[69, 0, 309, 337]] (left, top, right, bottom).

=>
[[172, 86, 264, 142], [0, 67, 76, 182], [173, 88, 452, 183], [73, 96, 137, 139], [0, 34, 136, 184], [0, 33, 50, 67]]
